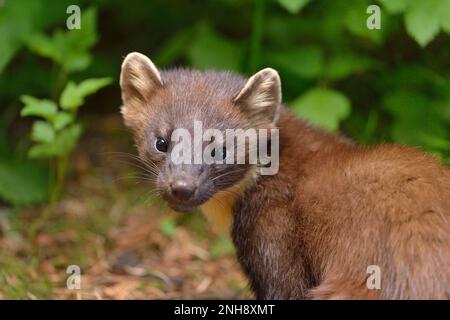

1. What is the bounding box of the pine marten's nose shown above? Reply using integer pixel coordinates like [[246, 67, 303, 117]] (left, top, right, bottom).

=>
[[170, 180, 196, 201]]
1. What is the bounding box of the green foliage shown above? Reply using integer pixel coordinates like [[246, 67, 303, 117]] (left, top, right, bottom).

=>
[[323, 54, 378, 81], [20, 96, 58, 120], [292, 88, 351, 131], [28, 124, 82, 159], [382, 91, 450, 154], [0, 0, 75, 73], [345, 1, 386, 44], [267, 0, 448, 161], [26, 8, 98, 72], [0, 160, 48, 206], [404, 0, 445, 47], [0, 4, 112, 245], [31, 121, 55, 144], [378, 0, 450, 47], [0, 4, 109, 210], [21, 77, 111, 160], [276, 0, 311, 14], [377, 0, 408, 14], [0, 0, 41, 73], [186, 24, 243, 71], [60, 78, 113, 110], [267, 46, 324, 79], [159, 218, 177, 238], [209, 235, 235, 259], [0, 253, 52, 299], [52, 112, 73, 131]]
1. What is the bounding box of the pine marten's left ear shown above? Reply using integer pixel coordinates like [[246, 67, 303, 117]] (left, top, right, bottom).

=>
[[233, 68, 281, 125]]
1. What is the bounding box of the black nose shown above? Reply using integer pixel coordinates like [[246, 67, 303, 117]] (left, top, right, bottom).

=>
[[170, 180, 196, 201]]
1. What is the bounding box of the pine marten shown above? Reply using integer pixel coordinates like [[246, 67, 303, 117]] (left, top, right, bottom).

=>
[[119, 52, 450, 299]]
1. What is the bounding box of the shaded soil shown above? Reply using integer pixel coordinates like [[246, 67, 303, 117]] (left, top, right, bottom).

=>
[[0, 114, 251, 299]]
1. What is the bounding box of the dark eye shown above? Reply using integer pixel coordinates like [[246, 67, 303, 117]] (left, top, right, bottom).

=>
[[211, 147, 226, 160], [155, 137, 168, 152]]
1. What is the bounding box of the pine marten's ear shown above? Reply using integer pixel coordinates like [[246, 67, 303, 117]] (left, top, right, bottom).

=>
[[120, 52, 163, 108], [233, 68, 281, 125]]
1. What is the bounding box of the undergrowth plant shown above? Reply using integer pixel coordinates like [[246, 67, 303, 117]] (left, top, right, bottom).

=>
[[21, 77, 111, 242], [22, 9, 111, 244]]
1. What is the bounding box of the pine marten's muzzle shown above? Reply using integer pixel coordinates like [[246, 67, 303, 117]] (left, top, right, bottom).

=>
[[158, 163, 212, 213], [169, 178, 196, 202]]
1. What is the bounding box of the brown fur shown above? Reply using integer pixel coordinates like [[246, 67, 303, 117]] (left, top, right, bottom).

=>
[[233, 107, 450, 299], [120, 53, 450, 299]]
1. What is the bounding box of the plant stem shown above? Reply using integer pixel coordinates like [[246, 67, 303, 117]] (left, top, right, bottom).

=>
[[28, 156, 68, 254], [248, 0, 265, 73], [51, 65, 67, 102]]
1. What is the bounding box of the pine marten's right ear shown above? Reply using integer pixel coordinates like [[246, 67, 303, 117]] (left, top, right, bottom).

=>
[[234, 68, 281, 126], [120, 52, 163, 108]]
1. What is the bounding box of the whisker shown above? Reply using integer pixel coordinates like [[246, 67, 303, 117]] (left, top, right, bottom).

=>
[[104, 151, 160, 174], [212, 168, 246, 182], [113, 159, 159, 176]]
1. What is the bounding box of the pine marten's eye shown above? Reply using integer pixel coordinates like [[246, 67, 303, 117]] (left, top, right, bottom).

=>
[[155, 137, 168, 152], [211, 147, 227, 161]]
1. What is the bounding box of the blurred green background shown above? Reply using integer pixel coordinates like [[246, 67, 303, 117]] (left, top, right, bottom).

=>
[[0, 0, 449, 299]]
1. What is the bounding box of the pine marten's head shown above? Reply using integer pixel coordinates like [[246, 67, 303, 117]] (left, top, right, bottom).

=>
[[120, 52, 280, 213]]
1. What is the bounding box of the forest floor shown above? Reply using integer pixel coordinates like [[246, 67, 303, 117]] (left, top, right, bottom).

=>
[[0, 114, 251, 299]]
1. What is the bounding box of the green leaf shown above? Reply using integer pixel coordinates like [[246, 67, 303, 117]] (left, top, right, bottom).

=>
[[345, 2, 385, 44], [76, 78, 113, 97], [266, 47, 323, 79], [291, 88, 351, 131], [63, 51, 91, 72], [0, 159, 48, 205], [26, 32, 62, 63], [57, 123, 83, 154], [25, 8, 97, 72], [59, 82, 80, 110], [27, 31, 93, 73], [155, 28, 195, 66], [31, 121, 55, 143], [64, 8, 98, 49], [51, 112, 73, 131], [439, 0, 450, 34], [60, 78, 112, 110], [276, 0, 311, 14], [28, 143, 58, 159], [20, 95, 57, 119], [442, 19, 450, 34], [29, 124, 82, 158], [378, 0, 409, 14], [382, 91, 449, 151], [437, 99, 450, 124], [159, 218, 177, 238], [0, 0, 43, 72], [324, 54, 377, 81], [187, 24, 242, 71], [418, 133, 450, 151], [210, 236, 235, 259], [404, 0, 441, 47]]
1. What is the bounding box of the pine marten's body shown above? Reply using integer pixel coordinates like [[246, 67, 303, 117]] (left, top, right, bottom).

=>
[[234, 108, 450, 299], [120, 52, 450, 299]]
